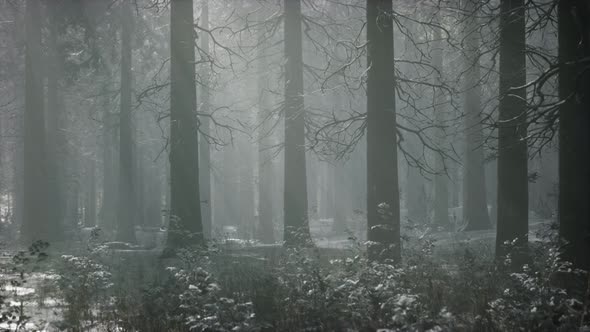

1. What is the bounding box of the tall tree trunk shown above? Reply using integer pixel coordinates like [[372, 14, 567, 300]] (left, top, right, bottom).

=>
[[136, 144, 145, 228], [366, 0, 401, 263], [239, 139, 255, 239], [199, 0, 212, 239], [116, 1, 137, 243], [257, 18, 275, 244], [432, 22, 450, 230], [283, 0, 311, 246], [46, 3, 66, 239], [165, 158, 171, 227], [462, 0, 491, 231], [332, 163, 348, 234], [495, 0, 528, 264], [221, 146, 237, 232], [450, 167, 460, 209], [6, 3, 23, 232], [84, 157, 97, 228], [486, 158, 498, 226], [558, 0, 590, 271], [13, 139, 23, 233], [324, 162, 331, 220], [100, 81, 117, 235], [22, 0, 54, 243], [66, 154, 81, 228], [145, 163, 163, 228], [405, 137, 428, 225], [167, 0, 204, 248]]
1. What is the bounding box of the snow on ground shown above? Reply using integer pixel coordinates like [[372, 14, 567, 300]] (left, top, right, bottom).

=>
[[0, 213, 555, 331], [0, 268, 63, 331]]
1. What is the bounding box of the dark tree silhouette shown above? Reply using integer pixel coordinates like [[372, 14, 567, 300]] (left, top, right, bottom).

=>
[[84, 157, 97, 228], [22, 0, 55, 243], [462, 0, 491, 231], [283, 0, 312, 246], [46, 2, 67, 239], [558, 0, 590, 271], [116, 1, 137, 243], [257, 18, 275, 244], [366, 0, 401, 263], [432, 20, 450, 230], [495, 0, 529, 265], [199, 0, 212, 239], [167, 0, 204, 249]]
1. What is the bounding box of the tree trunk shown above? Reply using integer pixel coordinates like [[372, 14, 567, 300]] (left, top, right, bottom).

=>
[[558, 0, 590, 271], [199, 0, 212, 239], [165, 158, 171, 227], [366, 0, 401, 263], [239, 139, 255, 239], [7, 2, 23, 232], [22, 0, 54, 243], [404, 134, 428, 225], [432, 22, 450, 230], [332, 163, 348, 234], [283, 0, 311, 246], [219, 146, 238, 234], [257, 20, 275, 243], [167, 0, 204, 249], [46, 3, 66, 239], [84, 157, 97, 228], [136, 145, 145, 228], [495, 0, 528, 265], [116, 1, 137, 243], [100, 82, 118, 235], [66, 155, 81, 228], [462, 0, 491, 231], [145, 163, 163, 228]]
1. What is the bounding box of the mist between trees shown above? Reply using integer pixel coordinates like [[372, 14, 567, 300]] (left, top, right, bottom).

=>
[[0, 0, 588, 331]]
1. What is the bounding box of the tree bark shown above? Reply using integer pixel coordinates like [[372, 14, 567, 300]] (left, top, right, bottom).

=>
[[495, 0, 528, 265], [332, 163, 348, 234], [257, 19, 275, 243], [558, 0, 590, 271], [100, 80, 118, 235], [167, 0, 204, 249], [462, 0, 491, 231], [145, 162, 163, 228], [239, 139, 255, 239], [46, 3, 66, 239], [283, 0, 311, 246], [366, 0, 401, 263], [116, 1, 137, 243], [22, 0, 54, 243], [84, 157, 97, 228], [199, 0, 212, 239], [432, 21, 450, 230]]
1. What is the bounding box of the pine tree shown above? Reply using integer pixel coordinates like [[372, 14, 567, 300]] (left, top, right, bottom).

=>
[[283, 0, 311, 246], [495, 0, 528, 265], [366, 0, 401, 263], [558, 0, 590, 271], [167, 0, 204, 249]]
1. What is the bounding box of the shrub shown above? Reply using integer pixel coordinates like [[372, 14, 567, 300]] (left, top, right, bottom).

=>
[[50, 233, 589, 331], [55, 254, 112, 330]]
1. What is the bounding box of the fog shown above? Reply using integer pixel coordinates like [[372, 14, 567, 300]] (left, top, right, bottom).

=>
[[0, 0, 587, 330]]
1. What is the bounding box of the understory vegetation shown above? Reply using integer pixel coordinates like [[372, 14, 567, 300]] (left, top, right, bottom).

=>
[[1, 0, 589, 330], [2, 228, 588, 331]]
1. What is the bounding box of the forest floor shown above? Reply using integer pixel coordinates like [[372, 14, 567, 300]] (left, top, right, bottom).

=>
[[0, 216, 555, 331]]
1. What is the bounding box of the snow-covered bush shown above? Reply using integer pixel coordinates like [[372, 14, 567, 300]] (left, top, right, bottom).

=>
[[487, 247, 586, 331], [168, 250, 256, 331], [47, 233, 589, 331], [55, 254, 112, 330]]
